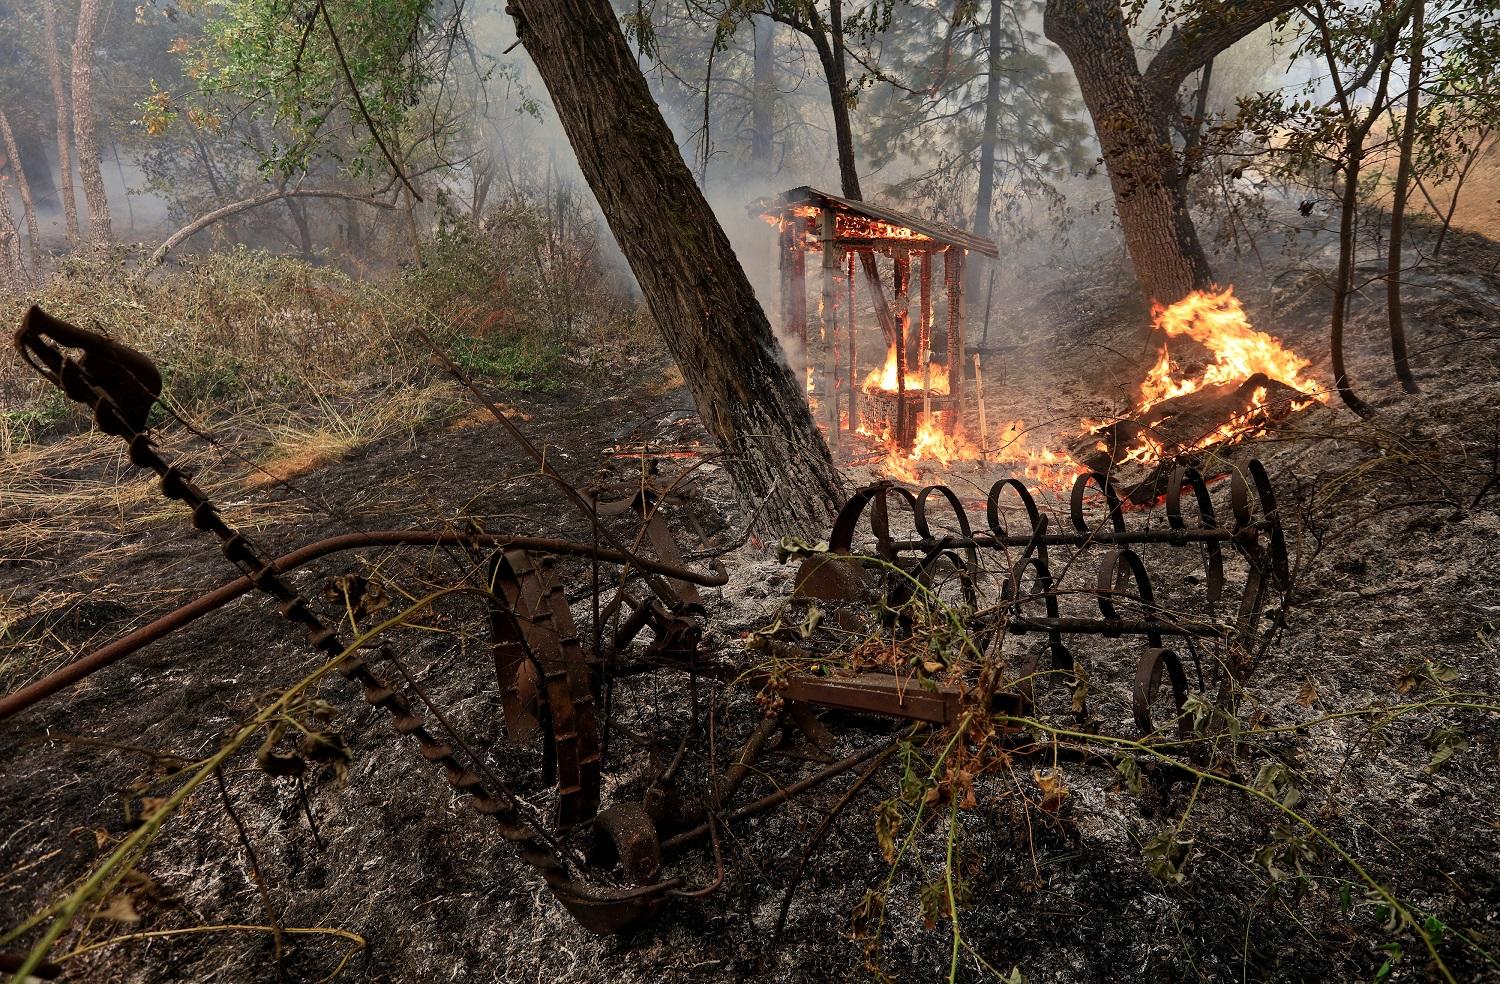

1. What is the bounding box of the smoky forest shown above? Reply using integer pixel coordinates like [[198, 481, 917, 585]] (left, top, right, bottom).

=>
[[2, 0, 1500, 981]]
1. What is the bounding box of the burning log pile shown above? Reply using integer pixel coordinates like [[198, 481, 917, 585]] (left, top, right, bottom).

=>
[[5, 307, 1295, 948]]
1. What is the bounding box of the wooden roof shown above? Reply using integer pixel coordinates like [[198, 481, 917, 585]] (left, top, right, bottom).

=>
[[758, 186, 998, 258]]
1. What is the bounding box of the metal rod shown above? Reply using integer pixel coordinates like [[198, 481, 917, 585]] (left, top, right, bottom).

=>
[[887, 528, 1238, 550], [0, 531, 726, 722]]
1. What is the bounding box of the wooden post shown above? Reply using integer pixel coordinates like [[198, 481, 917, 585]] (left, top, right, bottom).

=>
[[894, 249, 910, 449], [820, 210, 839, 455], [973, 352, 989, 463], [944, 247, 966, 424], [779, 219, 794, 361], [847, 250, 857, 433], [919, 252, 933, 424], [790, 234, 808, 384]]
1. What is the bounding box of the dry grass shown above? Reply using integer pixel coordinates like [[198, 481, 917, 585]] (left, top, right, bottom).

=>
[[247, 380, 462, 487]]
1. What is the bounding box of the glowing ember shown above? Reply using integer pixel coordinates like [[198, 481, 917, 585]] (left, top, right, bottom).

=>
[[760, 205, 935, 247]]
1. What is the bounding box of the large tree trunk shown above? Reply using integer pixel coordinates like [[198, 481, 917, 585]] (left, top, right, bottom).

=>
[[41, 0, 79, 241], [72, 0, 113, 244], [509, 0, 845, 536], [0, 111, 42, 261], [1044, 0, 1213, 306]]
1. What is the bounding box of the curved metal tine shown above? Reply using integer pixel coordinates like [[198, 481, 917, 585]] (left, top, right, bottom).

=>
[[1249, 459, 1290, 591], [987, 477, 1048, 569], [1094, 548, 1164, 648], [1167, 466, 1225, 604], [1070, 471, 1127, 537], [915, 484, 979, 576], [1133, 647, 1190, 740]]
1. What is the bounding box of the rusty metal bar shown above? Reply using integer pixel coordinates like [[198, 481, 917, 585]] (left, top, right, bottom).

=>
[[0, 531, 726, 723]]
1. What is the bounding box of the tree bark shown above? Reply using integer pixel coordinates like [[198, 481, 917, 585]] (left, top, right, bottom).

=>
[[969, 0, 1004, 304], [0, 111, 42, 261], [1044, 0, 1294, 306], [773, 2, 900, 347], [0, 172, 26, 286], [1386, 0, 1423, 394], [1045, 0, 1213, 306], [72, 0, 112, 244], [509, 0, 845, 536], [42, 0, 80, 241]]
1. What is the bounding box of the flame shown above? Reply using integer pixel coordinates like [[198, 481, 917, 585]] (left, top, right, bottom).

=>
[[760, 205, 934, 246], [1141, 287, 1324, 412], [862, 344, 949, 394], [846, 286, 1321, 487]]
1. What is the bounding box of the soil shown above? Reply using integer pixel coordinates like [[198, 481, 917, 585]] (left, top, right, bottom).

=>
[[3, 211, 1500, 983]]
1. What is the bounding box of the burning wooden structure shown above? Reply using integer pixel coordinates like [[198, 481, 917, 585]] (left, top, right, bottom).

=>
[[757, 187, 998, 458]]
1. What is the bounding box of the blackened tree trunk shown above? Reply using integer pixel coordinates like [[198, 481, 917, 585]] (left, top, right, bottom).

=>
[[769, 0, 899, 346], [972, 0, 1004, 245], [508, 0, 845, 536], [41, 0, 79, 241], [1043, 0, 1294, 306], [72, 0, 112, 244]]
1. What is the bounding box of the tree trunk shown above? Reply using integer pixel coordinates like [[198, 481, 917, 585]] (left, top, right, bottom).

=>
[[1330, 147, 1373, 418], [751, 15, 775, 172], [509, 0, 845, 536], [968, 0, 1004, 305], [1386, 0, 1422, 394], [0, 111, 42, 261], [1045, 0, 1214, 306], [72, 0, 112, 244], [0, 173, 26, 286], [42, 0, 79, 241], [782, 3, 900, 347]]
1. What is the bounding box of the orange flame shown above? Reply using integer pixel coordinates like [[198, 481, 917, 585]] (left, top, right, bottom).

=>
[[1141, 287, 1324, 412], [862, 344, 949, 394]]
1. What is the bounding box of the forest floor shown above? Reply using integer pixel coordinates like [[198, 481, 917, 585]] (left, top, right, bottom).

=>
[[3, 212, 1500, 983]]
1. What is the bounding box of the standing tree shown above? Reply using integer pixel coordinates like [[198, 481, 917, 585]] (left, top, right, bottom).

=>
[[0, 110, 42, 261], [41, 0, 79, 241], [72, 0, 113, 243], [1042, 0, 1294, 305], [509, 0, 846, 534]]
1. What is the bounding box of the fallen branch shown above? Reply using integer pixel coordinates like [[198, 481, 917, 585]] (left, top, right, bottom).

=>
[[139, 188, 398, 273]]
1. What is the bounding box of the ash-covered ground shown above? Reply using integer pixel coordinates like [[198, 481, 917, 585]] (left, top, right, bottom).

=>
[[4, 215, 1500, 982]]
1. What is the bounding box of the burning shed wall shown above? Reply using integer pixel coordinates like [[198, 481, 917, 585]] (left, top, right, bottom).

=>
[[756, 187, 997, 458]]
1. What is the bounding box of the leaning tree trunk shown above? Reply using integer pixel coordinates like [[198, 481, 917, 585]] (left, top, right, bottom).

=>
[[509, 0, 845, 536], [0, 111, 42, 261], [72, 0, 112, 244], [42, 0, 79, 241], [1045, 0, 1214, 306]]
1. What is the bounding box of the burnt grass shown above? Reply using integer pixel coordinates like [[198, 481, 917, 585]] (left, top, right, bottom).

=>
[[4, 221, 1500, 983]]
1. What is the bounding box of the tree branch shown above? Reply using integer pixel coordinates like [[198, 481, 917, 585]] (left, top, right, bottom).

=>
[[140, 189, 398, 272], [1143, 0, 1297, 106]]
